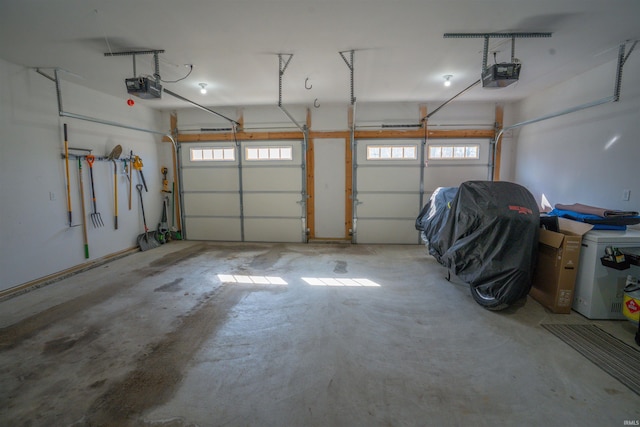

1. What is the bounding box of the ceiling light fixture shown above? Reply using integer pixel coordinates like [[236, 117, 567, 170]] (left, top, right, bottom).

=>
[[199, 83, 207, 94], [443, 75, 452, 87]]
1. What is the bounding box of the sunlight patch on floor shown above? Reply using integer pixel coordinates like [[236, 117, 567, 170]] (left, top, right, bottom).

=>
[[302, 277, 381, 287], [217, 274, 288, 285]]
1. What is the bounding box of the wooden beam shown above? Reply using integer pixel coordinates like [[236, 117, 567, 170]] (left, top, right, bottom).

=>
[[178, 128, 495, 143], [493, 104, 504, 181], [311, 130, 351, 139], [178, 131, 304, 142], [236, 107, 244, 131], [306, 108, 315, 240], [354, 129, 495, 139], [419, 104, 427, 125], [168, 111, 182, 232], [170, 111, 178, 135], [345, 136, 353, 239]]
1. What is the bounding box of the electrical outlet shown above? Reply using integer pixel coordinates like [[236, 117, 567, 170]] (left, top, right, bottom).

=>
[[622, 189, 631, 201], [49, 191, 56, 201]]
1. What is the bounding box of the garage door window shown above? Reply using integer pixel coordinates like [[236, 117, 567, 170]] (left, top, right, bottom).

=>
[[428, 144, 479, 160], [367, 145, 417, 160], [190, 147, 235, 161], [245, 146, 293, 161]]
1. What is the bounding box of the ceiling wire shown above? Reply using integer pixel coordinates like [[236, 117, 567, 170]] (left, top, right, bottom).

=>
[[95, 8, 192, 83], [94, 9, 114, 57]]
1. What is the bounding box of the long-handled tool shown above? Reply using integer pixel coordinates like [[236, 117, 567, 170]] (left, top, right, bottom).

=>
[[63, 124, 72, 226], [77, 157, 89, 258], [85, 154, 104, 228], [157, 196, 170, 244], [171, 181, 182, 240], [112, 160, 118, 229], [124, 159, 132, 210], [136, 184, 161, 251], [107, 145, 122, 229], [133, 155, 147, 192]]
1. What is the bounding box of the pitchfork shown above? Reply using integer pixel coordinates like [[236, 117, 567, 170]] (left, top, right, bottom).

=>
[[85, 155, 104, 227]]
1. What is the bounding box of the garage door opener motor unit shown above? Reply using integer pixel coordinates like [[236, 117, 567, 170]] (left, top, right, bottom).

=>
[[482, 62, 521, 88], [104, 49, 165, 99], [125, 77, 162, 99], [443, 32, 552, 89]]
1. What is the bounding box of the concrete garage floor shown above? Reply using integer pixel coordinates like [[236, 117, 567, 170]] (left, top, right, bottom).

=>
[[1, 242, 639, 427]]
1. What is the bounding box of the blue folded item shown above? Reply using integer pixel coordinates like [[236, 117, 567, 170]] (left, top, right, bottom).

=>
[[546, 208, 640, 230]]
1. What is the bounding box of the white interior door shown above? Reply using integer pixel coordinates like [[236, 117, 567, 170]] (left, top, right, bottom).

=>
[[314, 138, 346, 239]]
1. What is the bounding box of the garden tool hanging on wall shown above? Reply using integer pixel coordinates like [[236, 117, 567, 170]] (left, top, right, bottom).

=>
[[161, 167, 171, 194], [63, 124, 72, 227], [85, 154, 104, 228], [77, 157, 90, 258], [133, 154, 147, 192], [107, 145, 122, 230]]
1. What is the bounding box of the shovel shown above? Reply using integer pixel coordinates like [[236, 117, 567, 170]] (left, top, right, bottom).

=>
[[136, 184, 161, 251]]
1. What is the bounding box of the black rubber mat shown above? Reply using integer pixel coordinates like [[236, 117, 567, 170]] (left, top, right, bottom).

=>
[[542, 323, 640, 395]]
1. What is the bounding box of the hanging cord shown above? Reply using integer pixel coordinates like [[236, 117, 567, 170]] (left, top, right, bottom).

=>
[[95, 9, 114, 57], [159, 64, 193, 83]]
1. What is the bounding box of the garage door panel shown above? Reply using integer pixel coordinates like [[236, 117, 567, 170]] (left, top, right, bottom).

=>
[[185, 217, 241, 241], [423, 165, 488, 191], [357, 167, 420, 192], [242, 167, 301, 192], [183, 193, 240, 217], [182, 168, 239, 192], [244, 218, 302, 242], [244, 193, 301, 217], [356, 219, 419, 244], [357, 193, 420, 218]]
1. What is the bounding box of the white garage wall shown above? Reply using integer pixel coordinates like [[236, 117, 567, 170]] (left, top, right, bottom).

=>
[[512, 52, 640, 216], [0, 59, 167, 291]]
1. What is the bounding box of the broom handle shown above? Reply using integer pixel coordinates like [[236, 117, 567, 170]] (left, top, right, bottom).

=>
[[78, 157, 89, 258]]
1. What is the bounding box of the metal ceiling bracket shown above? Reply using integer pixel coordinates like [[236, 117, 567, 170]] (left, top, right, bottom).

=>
[[275, 53, 308, 243], [444, 33, 552, 72], [443, 33, 552, 39], [278, 53, 294, 107], [339, 50, 356, 105], [104, 49, 165, 82], [614, 39, 638, 101], [482, 36, 490, 72]]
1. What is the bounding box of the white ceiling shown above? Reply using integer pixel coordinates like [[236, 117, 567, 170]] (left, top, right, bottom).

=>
[[1, 0, 638, 110]]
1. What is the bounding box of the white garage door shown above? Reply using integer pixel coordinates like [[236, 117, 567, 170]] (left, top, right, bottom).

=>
[[354, 140, 423, 244], [180, 140, 306, 242], [353, 139, 491, 244]]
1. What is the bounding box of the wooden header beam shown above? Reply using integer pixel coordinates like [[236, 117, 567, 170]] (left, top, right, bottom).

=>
[[177, 128, 495, 143]]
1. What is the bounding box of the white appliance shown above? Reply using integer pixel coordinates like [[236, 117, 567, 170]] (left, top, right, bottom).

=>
[[573, 228, 640, 319]]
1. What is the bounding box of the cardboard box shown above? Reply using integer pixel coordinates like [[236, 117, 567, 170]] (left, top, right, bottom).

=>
[[530, 217, 593, 313]]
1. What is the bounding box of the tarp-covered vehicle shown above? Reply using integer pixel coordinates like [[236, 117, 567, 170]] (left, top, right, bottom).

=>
[[416, 181, 539, 310]]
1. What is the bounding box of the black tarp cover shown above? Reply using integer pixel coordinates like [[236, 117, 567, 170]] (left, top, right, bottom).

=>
[[416, 181, 540, 305]]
